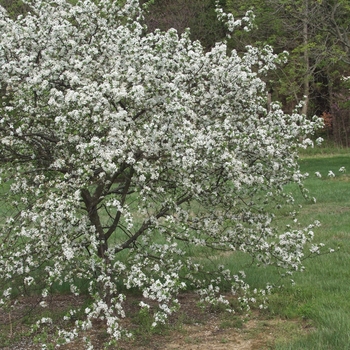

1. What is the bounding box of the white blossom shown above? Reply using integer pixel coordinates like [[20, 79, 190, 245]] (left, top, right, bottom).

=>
[[316, 137, 324, 145], [328, 170, 335, 178]]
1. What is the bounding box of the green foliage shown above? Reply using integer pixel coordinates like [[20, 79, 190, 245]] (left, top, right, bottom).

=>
[[143, 0, 226, 49], [224, 0, 350, 139], [0, 0, 29, 18]]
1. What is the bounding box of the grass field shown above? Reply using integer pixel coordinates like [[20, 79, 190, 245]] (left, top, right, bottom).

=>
[[0, 148, 349, 349], [270, 152, 350, 349], [184, 150, 350, 349]]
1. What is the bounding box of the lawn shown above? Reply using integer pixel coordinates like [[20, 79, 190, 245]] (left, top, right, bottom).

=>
[[270, 152, 350, 349]]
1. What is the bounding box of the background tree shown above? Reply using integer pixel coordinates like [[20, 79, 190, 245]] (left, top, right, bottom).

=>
[[0, 0, 324, 347], [226, 0, 350, 144], [143, 0, 226, 50], [0, 0, 29, 18]]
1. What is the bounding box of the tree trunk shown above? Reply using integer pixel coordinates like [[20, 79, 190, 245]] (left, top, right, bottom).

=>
[[301, 0, 310, 116], [81, 188, 108, 260]]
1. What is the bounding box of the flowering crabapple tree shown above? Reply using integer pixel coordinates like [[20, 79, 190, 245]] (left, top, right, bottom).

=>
[[0, 0, 324, 346]]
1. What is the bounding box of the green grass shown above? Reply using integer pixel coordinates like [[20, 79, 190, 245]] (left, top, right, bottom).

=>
[[298, 140, 350, 158], [194, 150, 350, 349], [251, 152, 350, 349]]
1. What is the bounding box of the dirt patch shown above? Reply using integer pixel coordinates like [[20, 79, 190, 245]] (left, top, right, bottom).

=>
[[1, 293, 309, 349]]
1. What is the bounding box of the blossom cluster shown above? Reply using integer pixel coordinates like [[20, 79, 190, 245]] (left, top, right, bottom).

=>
[[0, 0, 324, 347], [314, 167, 346, 178]]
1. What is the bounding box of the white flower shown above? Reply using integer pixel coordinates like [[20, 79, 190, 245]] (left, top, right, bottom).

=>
[[40, 301, 48, 308], [24, 276, 34, 285], [2, 288, 12, 298], [63, 245, 74, 261], [328, 170, 335, 178], [40, 317, 52, 324], [316, 137, 324, 145], [139, 301, 150, 309]]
